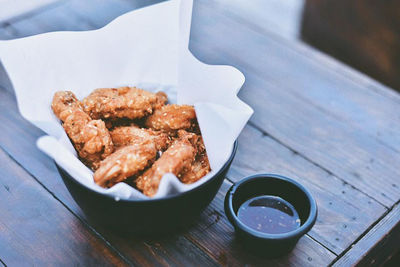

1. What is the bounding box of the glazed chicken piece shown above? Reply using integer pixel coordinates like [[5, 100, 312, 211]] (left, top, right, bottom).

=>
[[51, 91, 83, 122], [135, 131, 198, 196], [110, 125, 171, 151], [179, 136, 210, 184], [145, 104, 197, 133], [52, 91, 114, 170], [94, 141, 157, 188], [82, 87, 167, 120]]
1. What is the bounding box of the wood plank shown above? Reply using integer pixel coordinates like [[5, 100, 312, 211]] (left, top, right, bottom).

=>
[[0, 0, 60, 23], [201, 0, 400, 104], [8, 3, 96, 38], [0, 84, 379, 256], [89, 229, 220, 267], [210, 0, 304, 40], [185, 180, 336, 266], [0, 147, 127, 266], [0, 5, 223, 265], [189, 0, 400, 207], [2, 0, 164, 38], [333, 204, 400, 266], [199, 0, 400, 155], [195, 0, 400, 152], [63, 0, 163, 29], [0, 6, 222, 265], [0, 0, 394, 262], [0, 87, 333, 265], [0, 87, 219, 266], [227, 125, 386, 254]]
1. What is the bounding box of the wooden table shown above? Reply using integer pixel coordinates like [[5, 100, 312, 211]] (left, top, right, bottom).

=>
[[0, 1, 399, 266]]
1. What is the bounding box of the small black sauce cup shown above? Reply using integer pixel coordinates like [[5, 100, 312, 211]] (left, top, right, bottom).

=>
[[224, 174, 317, 258]]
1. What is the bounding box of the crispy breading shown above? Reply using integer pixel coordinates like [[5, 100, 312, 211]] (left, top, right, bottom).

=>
[[135, 131, 198, 196], [52, 88, 211, 196], [145, 104, 197, 133], [154, 91, 168, 109], [110, 125, 171, 151], [82, 87, 167, 120], [94, 142, 157, 188], [63, 109, 114, 169], [51, 91, 83, 122], [179, 136, 210, 184], [52, 90, 114, 169]]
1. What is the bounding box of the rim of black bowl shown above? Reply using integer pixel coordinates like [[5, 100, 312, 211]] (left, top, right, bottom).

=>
[[226, 174, 318, 241], [56, 141, 238, 203]]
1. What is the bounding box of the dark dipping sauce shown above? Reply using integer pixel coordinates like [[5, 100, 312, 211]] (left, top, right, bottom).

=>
[[237, 195, 301, 234]]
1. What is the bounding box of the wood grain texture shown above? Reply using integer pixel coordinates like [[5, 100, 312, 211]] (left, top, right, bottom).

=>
[[1, 0, 164, 38], [227, 126, 386, 254], [190, 0, 400, 207], [0, 3, 219, 265], [197, 0, 400, 153], [185, 181, 336, 266], [333, 204, 400, 266], [0, 84, 335, 266], [64, 0, 164, 29], [0, 0, 60, 23], [0, 86, 219, 267], [0, 0, 399, 265], [62, 0, 137, 28], [210, 0, 304, 40], [7, 2, 96, 37], [302, 0, 400, 91], [0, 147, 127, 266]]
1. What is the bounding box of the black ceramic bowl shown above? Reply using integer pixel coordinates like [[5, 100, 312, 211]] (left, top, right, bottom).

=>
[[56, 141, 237, 235], [224, 174, 317, 257]]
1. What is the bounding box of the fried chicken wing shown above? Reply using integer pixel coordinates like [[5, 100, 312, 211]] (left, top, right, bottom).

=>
[[145, 104, 197, 133], [52, 87, 210, 196], [135, 131, 198, 196], [52, 91, 114, 169], [179, 136, 210, 184], [110, 125, 171, 151], [51, 91, 83, 122], [62, 110, 114, 169], [82, 87, 167, 120], [94, 142, 157, 188]]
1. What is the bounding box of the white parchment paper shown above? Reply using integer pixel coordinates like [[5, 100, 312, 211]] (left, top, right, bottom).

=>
[[0, 0, 253, 199]]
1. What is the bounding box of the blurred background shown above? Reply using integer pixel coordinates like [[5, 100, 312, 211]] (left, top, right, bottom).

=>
[[0, 0, 399, 92]]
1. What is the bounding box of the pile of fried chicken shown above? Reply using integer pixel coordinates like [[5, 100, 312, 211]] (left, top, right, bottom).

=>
[[51, 86, 210, 197]]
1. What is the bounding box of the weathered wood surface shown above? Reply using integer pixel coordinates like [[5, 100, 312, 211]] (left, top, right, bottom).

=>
[[227, 126, 386, 255], [0, 0, 399, 265], [333, 204, 400, 266], [0, 80, 333, 266], [0, 91, 219, 266], [191, 0, 400, 208], [0, 0, 60, 23], [0, 148, 127, 266]]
